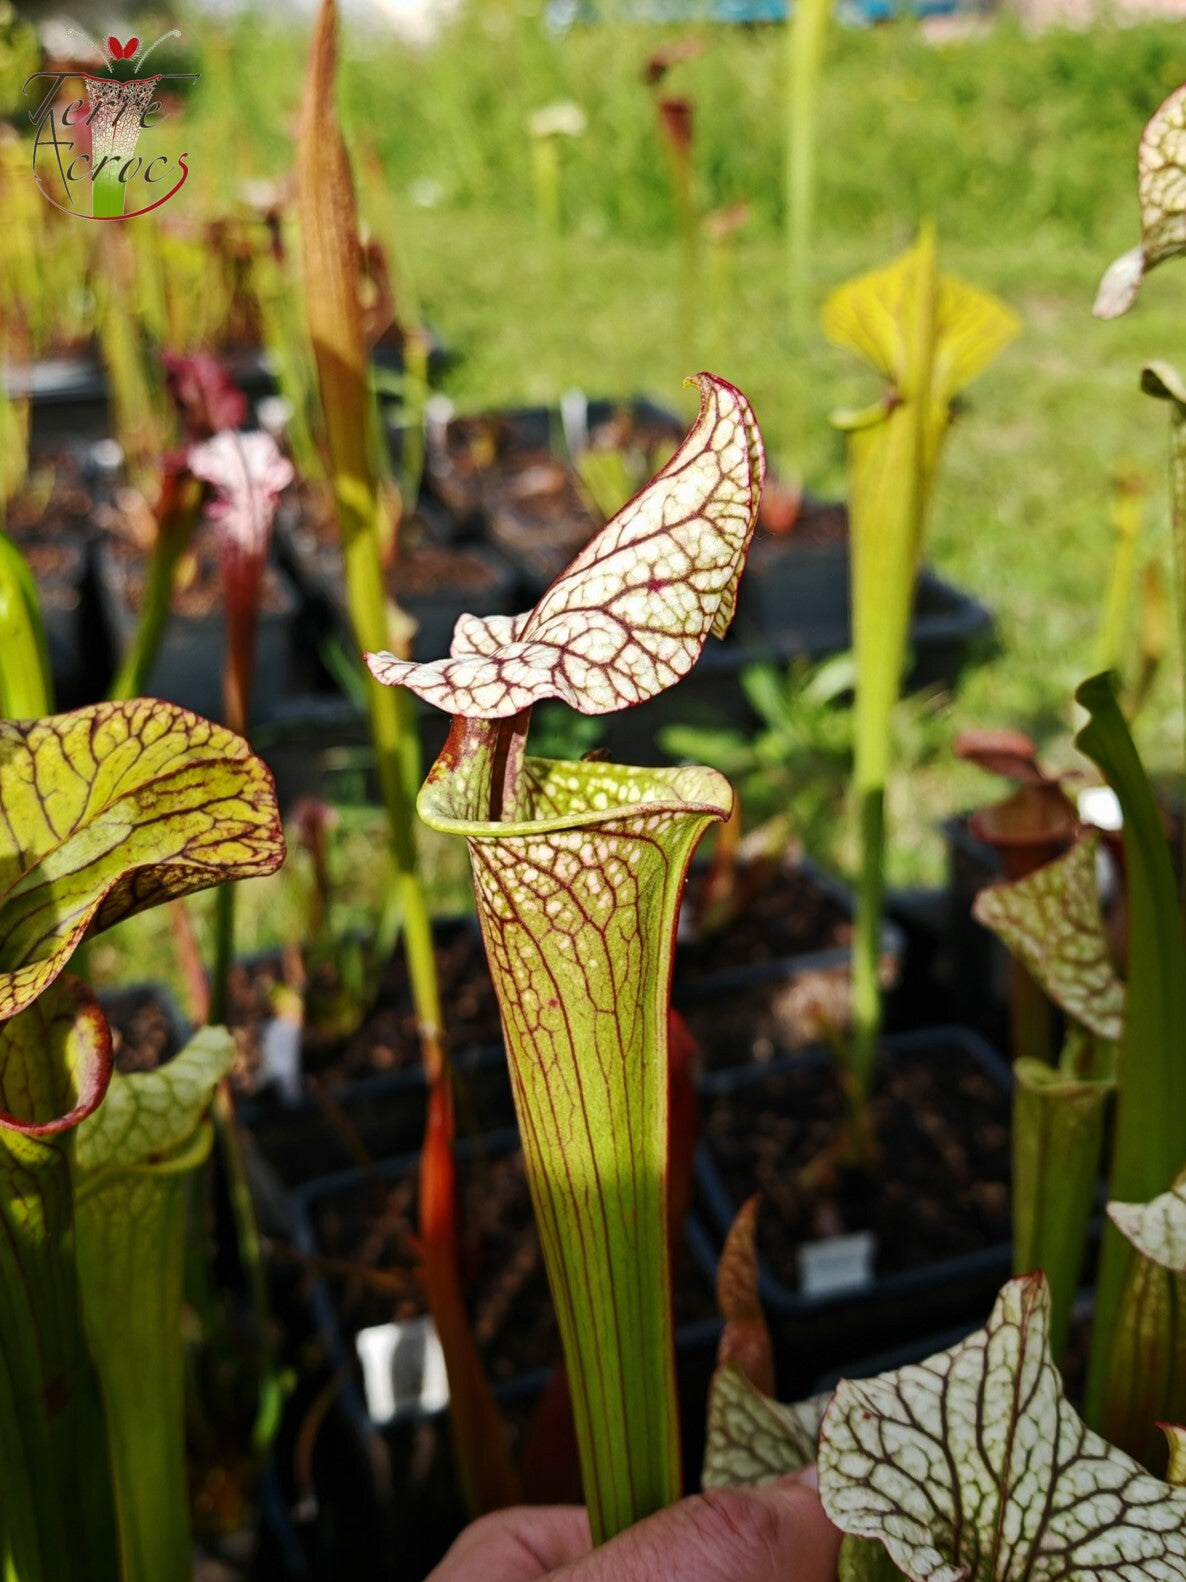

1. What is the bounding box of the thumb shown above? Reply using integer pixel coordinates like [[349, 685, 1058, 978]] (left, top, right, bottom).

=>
[[555, 1472, 841, 1582]]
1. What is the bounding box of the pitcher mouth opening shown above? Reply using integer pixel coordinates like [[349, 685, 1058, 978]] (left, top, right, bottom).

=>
[[419, 748, 732, 843]]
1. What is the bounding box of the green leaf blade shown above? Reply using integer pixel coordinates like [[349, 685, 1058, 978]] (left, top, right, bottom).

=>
[[1073, 670, 1186, 1176], [1012, 1056, 1110, 1360], [0, 531, 52, 718], [74, 1030, 234, 1582], [77, 1167, 195, 1582], [0, 701, 285, 1023], [1102, 1241, 1186, 1473], [972, 833, 1126, 1041], [822, 231, 1018, 407], [296, 0, 372, 518], [0, 977, 112, 1134], [0, 1130, 120, 1581], [1074, 673, 1186, 1430], [1163, 1425, 1186, 1485], [74, 1026, 234, 1174], [826, 237, 1014, 1092], [430, 750, 731, 1542]]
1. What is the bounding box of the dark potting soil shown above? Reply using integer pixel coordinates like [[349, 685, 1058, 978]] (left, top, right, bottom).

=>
[[389, 541, 506, 597], [487, 459, 600, 581], [678, 962, 867, 1069], [699, 1040, 1011, 1292], [225, 921, 503, 1095], [284, 482, 501, 596], [7, 459, 92, 615], [9, 533, 85, 614], [760, 498, 847, 549], [439, 404, 688, 580], [308, 1144, 718, 1387], [8, 455, 97, 546], [106, 987, 187, 1075], [675, 861, 853, 981], [436, 405, 680, 493]]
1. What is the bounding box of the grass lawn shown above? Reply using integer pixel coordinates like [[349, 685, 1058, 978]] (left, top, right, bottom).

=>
[[92, 6, 1186, 991]]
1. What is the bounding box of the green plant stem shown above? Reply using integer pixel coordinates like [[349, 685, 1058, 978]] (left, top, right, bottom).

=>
[[1094, 484, 1143, 677], [842, 239, 940, 1109], [252, 246, 324, 485], [210, 1081, 278, 1452], [0, 532, 52, 718], [109, 476, 203, 703], [850, 784, 885, 1099], [76, 1142, 205, 1582], [208, 882, 235, 1028], [786, 0, 830, 336], [1012, 1052, 1109, 1362], [399, 330, 431, 516], [338, 489, 445, 1079], [211, 1083, 267, 1325], [1075, 674, 1186, 1436], [1009, 960, 1056, 1068], [0, 1131, 121, 1582], [0, 376, 29, 518], [1141, 369, 1186, 932], [1165, 403, 1186, 932], [93, 233, 163, 485]]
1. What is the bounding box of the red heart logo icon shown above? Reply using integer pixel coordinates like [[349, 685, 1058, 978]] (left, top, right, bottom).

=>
[[107, 36, 139, 60]]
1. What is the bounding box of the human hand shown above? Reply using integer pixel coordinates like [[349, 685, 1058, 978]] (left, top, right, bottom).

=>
[[426, 1469, 840, 1582]]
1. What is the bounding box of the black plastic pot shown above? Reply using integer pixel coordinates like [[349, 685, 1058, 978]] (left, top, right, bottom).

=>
[[690, 1025, 1013, 1399], [238, 1042, 514, 1193], [224, 334, 451, 407], [287, 1128, 538, 1580], [275, 500, 520, 665], [943, 814, 1010, 1045], [97, 981, 191, 1069], [672, 859, 909, 1085], [674, 856, 906, 1001], [230, 916, 511, 1190], [423, 395, 686, 590], [249, 695, 455, 816], [882, 883, 959, 1034], [289, 1129, 725, 1578], [250, 695, 375, 811], [805, 1312, 988, 1396], [738, 529, 995, 691], [5, 353, 111, 453], [95, 541, 302, 726], [9, 341, 450, 462]]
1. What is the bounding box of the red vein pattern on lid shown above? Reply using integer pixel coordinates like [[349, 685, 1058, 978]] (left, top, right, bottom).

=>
[[365, 373, 764, 719]]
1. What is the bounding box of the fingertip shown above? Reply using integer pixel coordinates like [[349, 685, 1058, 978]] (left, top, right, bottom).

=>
[[428, 1504, 592, 1582], [753, 1470, 843, 1575]]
